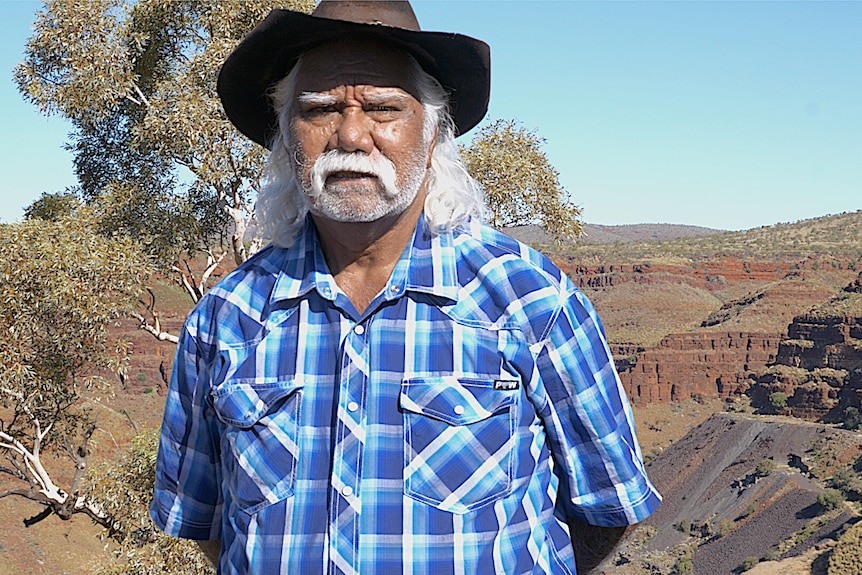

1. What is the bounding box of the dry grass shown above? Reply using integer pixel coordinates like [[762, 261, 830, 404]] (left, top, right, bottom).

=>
[[697, 278, 839, 335], [804, 292, 862, 320], [632, 396, 731, 459], [546, 210, 862, 263], [586, 282, 722, 346]]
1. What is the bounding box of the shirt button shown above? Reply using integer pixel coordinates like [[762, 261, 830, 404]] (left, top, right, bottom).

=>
[[453, 405, 465, 415], [354, 324, 365, 335], [341, 485, 354, 497], [322, 287, 332, 297], [347, 401, 359, 412], [390, 285, 401, 294]]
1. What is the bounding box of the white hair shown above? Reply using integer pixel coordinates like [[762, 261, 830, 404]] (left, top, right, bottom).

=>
[[252, 51, 485, 249]]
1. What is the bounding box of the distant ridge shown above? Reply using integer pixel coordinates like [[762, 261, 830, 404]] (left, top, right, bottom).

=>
[[568, 210, 862, 261], [580, 223, 726, 244], [504, 222, 726, 245], [507, 210, 862, 261]]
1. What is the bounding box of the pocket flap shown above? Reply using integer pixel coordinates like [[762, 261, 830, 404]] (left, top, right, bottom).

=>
[[212, 379, 304, 428], [400, 377, 517, 426]]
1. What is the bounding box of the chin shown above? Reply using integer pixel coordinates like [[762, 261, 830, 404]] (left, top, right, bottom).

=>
[[308, 201, 392, 223], [308, 188, 420, 224]]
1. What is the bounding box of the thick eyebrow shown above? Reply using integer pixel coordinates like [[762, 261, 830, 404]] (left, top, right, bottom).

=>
[[296, 91, 412, 107], [364, 92, 412, 106], [296, 92, 338, 107]]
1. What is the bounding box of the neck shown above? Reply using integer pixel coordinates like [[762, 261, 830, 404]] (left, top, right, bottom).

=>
[[311, 192, 425, 314]]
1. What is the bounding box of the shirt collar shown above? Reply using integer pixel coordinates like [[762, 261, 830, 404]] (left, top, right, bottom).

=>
[[269, 214, 460, 306]]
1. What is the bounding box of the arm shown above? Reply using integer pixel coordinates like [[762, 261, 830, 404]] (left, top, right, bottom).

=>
[[568, 520, 630, 574], [198, 539, 221, 568], [531, 287, 661, 526], [150, 314, 224, 541]]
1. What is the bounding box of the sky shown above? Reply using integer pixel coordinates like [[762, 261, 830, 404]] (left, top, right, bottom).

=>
[[1, 0, 860, 231]]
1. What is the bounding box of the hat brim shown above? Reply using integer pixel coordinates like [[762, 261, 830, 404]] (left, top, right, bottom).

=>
[[217, 9, 490, 149]]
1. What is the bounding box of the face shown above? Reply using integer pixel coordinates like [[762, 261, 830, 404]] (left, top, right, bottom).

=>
[[285, 39, 435, 224]]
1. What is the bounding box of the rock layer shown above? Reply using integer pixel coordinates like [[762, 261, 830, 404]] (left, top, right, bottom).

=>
[[613, 333, 781, 404]]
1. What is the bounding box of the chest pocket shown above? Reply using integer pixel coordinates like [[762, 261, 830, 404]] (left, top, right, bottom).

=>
[[212, 379, 303, 515], [400, 377, 518, 514]]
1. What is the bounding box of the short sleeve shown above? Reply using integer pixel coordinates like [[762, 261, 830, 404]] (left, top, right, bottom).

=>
[[534, 288, 661, 526], [150, 316, 223, 540]]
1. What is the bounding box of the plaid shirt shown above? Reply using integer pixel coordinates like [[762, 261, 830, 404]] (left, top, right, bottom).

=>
[[151, 216, 660, 575]]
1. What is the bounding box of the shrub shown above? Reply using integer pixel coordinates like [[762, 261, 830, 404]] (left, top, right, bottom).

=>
[[828, 468, 862, 499], [675, 556, 693, 573], [717, 519, 735, 538], [769, 392, 788, 412], [828, 521, 862, 575], [755, 458, 777, 477], [818, 489, 845, 511], [674, 519, 691, 534], [741, 556, 760, 571], [763, 548, 780, 562], [842, 406, 862, 431]]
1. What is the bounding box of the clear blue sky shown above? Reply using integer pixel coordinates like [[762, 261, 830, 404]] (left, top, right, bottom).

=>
[[2, 1, 860, 230]]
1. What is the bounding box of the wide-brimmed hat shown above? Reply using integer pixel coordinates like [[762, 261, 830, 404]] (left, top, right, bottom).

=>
[[217, 0, 491, 149]]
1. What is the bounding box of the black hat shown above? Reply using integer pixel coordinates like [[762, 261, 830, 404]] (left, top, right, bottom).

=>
[[217, 0, 491, 149]]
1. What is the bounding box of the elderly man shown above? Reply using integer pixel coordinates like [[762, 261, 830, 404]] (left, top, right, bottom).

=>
[[150, 2, 660, 574]]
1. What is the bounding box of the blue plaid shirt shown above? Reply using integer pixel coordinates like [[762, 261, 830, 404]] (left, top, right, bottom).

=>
[[151, 215, 660, 574]]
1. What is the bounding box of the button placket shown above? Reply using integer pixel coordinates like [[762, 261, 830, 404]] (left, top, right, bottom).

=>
[[328, 319, 368, 575]]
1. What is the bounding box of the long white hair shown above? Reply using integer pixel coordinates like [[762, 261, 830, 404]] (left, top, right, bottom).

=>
[[252, 52, 485, 249]]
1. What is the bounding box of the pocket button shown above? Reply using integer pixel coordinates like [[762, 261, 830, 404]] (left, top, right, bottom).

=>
[[453, 405, 465, 415]]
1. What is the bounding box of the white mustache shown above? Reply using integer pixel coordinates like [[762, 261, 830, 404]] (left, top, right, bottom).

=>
[[310, 150, 399, 198]]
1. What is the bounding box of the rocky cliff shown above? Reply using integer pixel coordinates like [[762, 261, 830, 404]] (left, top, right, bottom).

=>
[[614, 333, 781, 404], [564, 251, 859, 406], [741, 275, 862, 421], [560, 255, 857, 292]]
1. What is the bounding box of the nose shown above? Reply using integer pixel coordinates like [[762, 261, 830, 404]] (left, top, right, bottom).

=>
[[332, 108, 375, 154]]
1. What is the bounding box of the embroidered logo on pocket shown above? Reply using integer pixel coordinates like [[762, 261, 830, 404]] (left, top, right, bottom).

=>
[[494, 380, 519, 391]]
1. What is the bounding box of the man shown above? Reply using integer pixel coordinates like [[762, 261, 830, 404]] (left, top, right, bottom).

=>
[[150, 2, 660, 574]]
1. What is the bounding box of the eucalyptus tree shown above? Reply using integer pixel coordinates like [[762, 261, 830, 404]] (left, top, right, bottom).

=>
[[86, 429, 216, 575], [16, 0, 315, 285], [0, 213, 150, 527], [461, 118, 583, 241]]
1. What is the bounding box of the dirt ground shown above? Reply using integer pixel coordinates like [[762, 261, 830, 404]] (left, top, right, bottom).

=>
[[632, 396, 732, 456]]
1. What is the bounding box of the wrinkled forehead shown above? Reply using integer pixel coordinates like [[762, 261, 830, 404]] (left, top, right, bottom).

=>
[[294, 37, 421, 101]]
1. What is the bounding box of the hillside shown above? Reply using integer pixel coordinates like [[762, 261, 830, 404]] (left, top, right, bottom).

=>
[[610, 413, 862, 575], [505, 222, 726, 245], [518, 212, 862, 410], [581, 222, 727, 244], [563, 212, 862, 573], [555, 210, 862, 263]]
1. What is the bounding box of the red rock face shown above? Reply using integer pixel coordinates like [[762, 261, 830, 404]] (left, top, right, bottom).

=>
[[778, 316, 862, 370], [559, 255, 858, 292], [561, 258, 861, 410], [614, 333, 782, 404], [742, 275, 862, 421], [561, 258, 791, 291]]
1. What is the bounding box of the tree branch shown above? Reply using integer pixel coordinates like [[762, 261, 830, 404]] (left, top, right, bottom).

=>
[[131, 311, 180, 344], [198, 248, 227, 292], [60, 421, 97, 519], [171, 260, 203, 302], [0, 429, 60, 500], [132, 287, 180, 343], [23, 505, 53, 527]]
